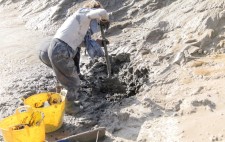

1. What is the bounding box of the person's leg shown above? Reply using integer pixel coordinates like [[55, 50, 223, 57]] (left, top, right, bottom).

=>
[[48, 39, 81, 114], [39, 51, 52, 68], [48, 39, 80, 99], [74, 47, 81, 74], [39, 38, 52, 68]]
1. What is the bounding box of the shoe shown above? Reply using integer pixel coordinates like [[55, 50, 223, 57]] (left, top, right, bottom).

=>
[[65, 100, 83, 115]]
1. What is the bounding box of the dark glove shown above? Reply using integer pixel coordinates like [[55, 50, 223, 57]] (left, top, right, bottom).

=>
[[96, 39, 110, 46], [100, 19, 110, 30], [102, 39, 110, 45]]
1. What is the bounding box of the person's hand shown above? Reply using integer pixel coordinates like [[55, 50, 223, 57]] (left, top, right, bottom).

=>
[[100, 19, 110, 30], [102, 38, 110, 45], [96, 39, 110, 46]]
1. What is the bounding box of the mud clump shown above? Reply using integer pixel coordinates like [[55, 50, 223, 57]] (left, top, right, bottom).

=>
[[81, 53, 149, 101], [100, 77, 126, 94]]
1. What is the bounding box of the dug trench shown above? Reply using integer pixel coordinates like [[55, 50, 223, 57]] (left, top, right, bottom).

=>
[[81, 53, 149, 99], [76, 52, 149, 117]]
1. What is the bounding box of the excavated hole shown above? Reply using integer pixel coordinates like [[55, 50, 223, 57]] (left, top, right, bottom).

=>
[[81, 53, 149, 101]]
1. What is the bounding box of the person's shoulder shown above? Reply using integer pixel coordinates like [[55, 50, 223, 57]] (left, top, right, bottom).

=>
[[78, 8, 91, 13], [77, 8, 107, 13], [88, 8, 107, 15], [92, 8, 106, 11]]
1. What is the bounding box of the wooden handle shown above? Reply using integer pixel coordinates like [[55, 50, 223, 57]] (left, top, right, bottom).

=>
[[100, 25, 111, 78]]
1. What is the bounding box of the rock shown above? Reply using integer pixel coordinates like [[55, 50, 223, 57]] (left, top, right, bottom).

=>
[[144, 28, 164, 43], [118, 112, 130, 121], [191, 99, 216, 110], [187, 46, 201, 55], [172, 52, 185, 65]]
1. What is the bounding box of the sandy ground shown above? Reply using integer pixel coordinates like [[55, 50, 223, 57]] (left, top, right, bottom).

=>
[[178, 56, 225, 142], [0, 5, 49, 89]]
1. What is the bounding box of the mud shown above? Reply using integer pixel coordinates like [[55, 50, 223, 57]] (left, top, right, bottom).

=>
[[80, 53, 149, 102]]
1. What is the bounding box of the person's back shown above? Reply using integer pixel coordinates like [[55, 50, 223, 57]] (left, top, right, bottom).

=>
[[54, 8, 109, 52]]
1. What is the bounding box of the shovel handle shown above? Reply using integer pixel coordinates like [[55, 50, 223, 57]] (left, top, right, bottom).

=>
[[100, 25, 111, 78]]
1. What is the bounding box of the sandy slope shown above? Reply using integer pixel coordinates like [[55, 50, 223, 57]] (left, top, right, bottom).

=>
[[178, 56, 225, 142], [0, 5, 49, 88]]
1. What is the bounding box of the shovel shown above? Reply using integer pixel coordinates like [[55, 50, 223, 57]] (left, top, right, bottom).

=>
[[57, 127, 106, 142], [100, 23, 111, 78]]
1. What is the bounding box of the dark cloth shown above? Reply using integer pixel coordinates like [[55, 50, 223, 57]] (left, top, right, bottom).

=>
[[74, 47, 81, 74], [39, 39, 81, 72], [84, 30, 104, 58], [39, 50, 52, 68], [39, 38, 80, 101], [39, 38, 52, 68]]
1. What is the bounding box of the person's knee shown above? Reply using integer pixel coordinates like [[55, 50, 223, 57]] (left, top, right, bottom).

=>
[[39, 51, 52, 68]]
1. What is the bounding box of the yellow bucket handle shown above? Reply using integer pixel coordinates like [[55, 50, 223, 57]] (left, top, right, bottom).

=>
[[36, 112, 45, 126], [5, 106, 33, 135], [7, 106, 44, 138], [60, 89, 67, 112], [15, 105, 33, 123], [15, 105, 33, 114], [60, 89, 67, 98], [15, 106, 45, 126]]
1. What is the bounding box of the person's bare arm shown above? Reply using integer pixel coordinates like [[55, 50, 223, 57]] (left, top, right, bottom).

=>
[[87, 8, 109, 21]]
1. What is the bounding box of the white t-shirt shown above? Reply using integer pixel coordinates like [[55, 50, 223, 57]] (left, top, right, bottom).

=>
[[54, 8, 109, 51]]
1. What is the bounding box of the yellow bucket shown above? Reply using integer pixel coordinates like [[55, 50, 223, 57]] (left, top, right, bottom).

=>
[[0, 106, 45, 142], [23, 90, 66, 133]]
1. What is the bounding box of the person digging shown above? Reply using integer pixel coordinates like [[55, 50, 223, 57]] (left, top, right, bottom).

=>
[[38, 0, 110, 115]]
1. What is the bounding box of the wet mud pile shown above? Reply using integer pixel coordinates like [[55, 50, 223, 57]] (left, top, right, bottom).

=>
[[80, 53, 149, 102], [62, 52, 151, 134]]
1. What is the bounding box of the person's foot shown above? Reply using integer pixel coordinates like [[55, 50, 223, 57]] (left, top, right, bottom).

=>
[[65, 100, 83, 115]]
